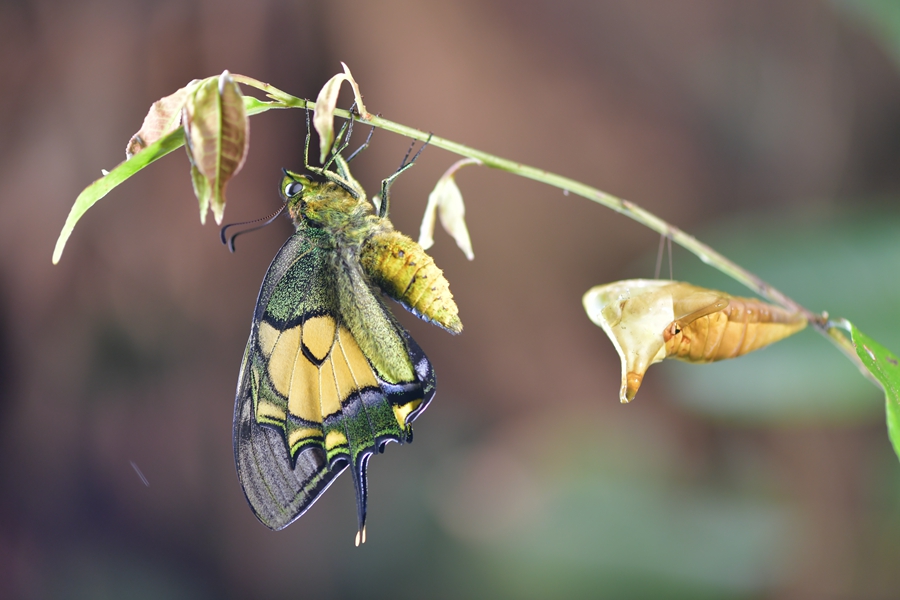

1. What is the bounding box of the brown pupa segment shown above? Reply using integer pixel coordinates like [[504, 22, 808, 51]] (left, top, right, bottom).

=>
[[360, 229, 462, 334], [663, 295, 806, 363]]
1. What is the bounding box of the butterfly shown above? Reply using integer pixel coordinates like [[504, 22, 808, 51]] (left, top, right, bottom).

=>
[[232, 125, 461, 545]]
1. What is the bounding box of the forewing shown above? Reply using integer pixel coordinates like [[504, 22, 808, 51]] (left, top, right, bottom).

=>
[[233, 230, 436, 534]]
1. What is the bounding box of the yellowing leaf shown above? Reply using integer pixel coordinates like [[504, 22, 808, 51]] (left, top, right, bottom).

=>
[[419, 158, 479, 260], [313, 62, 370, 163], [126, 80, 199, 158], [183, 71, 249, 225], [583, 280, 806, 403]]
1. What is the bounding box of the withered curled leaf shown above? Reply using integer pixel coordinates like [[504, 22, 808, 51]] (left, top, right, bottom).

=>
[[419, 158, 479, 260], [183, 71, 249, 225], [313, 62, 370, 163], [126, 80, 200, 159], [583, 280, 807, 403]]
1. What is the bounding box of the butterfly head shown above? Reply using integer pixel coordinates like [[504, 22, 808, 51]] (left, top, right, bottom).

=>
[[280, 168, 371, 233], [280, 169, 315, 218]]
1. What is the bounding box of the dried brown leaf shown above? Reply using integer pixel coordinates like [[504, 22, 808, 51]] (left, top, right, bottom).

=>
[[126, 80, 199, 158]]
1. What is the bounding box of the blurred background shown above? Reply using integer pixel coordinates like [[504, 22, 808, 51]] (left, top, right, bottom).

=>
[[3, 0, 900, 598]]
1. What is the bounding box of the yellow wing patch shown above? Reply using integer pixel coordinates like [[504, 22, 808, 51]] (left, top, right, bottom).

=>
[[256, 398, 287, 423], [335, 328, 379, 389], [288, 350, 322, 423], [302, 315, 337, 361], [393, 399, 423, 429], [258, 321, 280, 357], [268, 325, 302, 397], [288, 427, 325, 449], [318, 357, 342, 417], [259, 317, 386, 430], [325, 430, 349, 451]]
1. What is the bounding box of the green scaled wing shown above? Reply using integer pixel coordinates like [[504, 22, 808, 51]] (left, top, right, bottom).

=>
[[233, 228, 436, 542]]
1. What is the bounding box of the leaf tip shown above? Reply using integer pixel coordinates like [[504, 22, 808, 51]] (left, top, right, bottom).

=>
[[219, 69, 232, 95], [340, 62, 370, 119], [51, 239, 65, 265]]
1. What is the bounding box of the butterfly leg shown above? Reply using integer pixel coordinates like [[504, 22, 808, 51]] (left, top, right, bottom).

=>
[[377, 133, 433, 218], [343, 119, 375, 165], [303, 106, 317, 174], [324, 109, 355, 172], [302, 105, 354, 173], [302, 106, 368, 201]]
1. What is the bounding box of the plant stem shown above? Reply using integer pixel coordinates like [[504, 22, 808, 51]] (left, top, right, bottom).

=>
[[233, 75, 869, 379]]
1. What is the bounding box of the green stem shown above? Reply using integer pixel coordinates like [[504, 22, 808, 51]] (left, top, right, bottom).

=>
[[234, 75, 867, 377]]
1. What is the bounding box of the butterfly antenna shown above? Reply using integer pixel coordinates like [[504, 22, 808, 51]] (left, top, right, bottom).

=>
[[220, 204, 287, 253]]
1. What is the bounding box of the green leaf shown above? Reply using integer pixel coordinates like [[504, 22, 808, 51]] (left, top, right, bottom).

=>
[[52, 127, 185, 264], [243, 96, 288, 116], [846, 320, 900, 464]]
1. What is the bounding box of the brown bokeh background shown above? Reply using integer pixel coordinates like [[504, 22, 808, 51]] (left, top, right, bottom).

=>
[[3, 1, 900, 598]]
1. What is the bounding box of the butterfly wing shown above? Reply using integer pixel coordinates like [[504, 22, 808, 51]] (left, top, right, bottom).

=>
[[233, 230, 436, 537]]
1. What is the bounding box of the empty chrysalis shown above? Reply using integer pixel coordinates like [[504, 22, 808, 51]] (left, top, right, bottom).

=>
[[583, 280, 807, 403]]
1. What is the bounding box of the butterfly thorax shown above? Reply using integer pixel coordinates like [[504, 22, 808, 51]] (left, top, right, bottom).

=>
[[280, 170, 462, 334], [288, 180, 392, 251]]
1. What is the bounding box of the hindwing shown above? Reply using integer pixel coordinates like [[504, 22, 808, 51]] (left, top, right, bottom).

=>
[[233, 229, 436, 538]]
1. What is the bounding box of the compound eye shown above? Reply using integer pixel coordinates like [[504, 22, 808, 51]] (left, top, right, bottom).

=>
[[284, 180, 304, 197]]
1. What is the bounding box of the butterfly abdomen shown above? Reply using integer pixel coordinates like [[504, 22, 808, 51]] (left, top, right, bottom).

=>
[[663, 297, 806, 363], [360, 230, 462, 334]]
